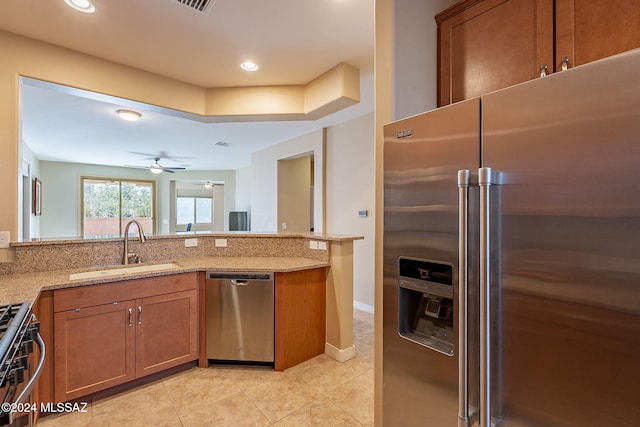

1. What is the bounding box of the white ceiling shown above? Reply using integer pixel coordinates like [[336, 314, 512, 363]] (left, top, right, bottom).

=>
[[0, 0, 374, 170]]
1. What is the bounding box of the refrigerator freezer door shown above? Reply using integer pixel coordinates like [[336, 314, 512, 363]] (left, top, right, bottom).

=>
[[383, 98, 481, 426], [482, 49, 640, 426]]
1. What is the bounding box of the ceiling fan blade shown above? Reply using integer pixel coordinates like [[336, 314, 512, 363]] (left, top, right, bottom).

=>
[[128, 151, 159, 159], [129, 151, 194, 163], [165, 167, 186, 171], [163, 168, 175, 173], [158, 150, 194, 162]]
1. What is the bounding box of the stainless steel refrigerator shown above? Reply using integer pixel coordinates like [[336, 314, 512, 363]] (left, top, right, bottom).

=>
[[382, 49, 640, 426]]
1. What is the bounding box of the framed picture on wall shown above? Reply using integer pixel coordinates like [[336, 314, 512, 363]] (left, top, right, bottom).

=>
[[33, 177, 42, 216]]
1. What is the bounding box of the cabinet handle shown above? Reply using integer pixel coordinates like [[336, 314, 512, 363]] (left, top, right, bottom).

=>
[[128, 308, 133, 327], [138, 306, 142, 325], [561, 56, 570, 71], [539, 64, 548, 78]]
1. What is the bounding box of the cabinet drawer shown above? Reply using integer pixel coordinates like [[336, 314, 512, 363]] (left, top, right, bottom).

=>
[[54, 272, 198, 312]]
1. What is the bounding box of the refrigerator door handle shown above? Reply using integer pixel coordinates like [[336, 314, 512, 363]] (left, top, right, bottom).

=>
[[457, 170, 472, 426], [479, 167, 494, 427]]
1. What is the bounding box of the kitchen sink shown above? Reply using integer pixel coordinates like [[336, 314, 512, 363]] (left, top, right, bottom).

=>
[[69, 262, 180, 280]]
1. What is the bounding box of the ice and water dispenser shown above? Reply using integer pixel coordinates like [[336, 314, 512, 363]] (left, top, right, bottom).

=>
[[398, 257, 454, 356]]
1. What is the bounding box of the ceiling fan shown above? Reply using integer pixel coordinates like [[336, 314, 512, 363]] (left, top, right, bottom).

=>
[[127, 151, 191, 174], [147, 158, 185, 174]]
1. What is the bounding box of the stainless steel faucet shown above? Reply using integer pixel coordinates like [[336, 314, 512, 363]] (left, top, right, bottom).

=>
[[122, 220, 147, 265]]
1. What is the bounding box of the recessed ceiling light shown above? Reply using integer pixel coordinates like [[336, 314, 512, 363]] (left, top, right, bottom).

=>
[[116, 109, 142, 122], [240, 61, 259, 72], [64, 0, 96, 13]]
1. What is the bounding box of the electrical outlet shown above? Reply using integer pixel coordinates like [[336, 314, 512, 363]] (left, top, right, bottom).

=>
[[281, 222, 287, 230], [309, 240, 318, 250], [215, 238, 228, 247], [318, 241, 328, 251], [0, 231, 9, 249], [184, 238, 198, 247]]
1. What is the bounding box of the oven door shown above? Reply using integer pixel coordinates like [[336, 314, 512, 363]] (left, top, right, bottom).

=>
[[1, 308, 45, 427]]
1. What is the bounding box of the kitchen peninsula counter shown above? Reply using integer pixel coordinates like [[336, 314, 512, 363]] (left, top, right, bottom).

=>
[[0, 232, 362, 365], [0, 256, 329, 306]]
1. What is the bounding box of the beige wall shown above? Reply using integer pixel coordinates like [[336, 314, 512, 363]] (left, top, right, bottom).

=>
[[250, 129, 324, 233], [374, 1, 393, 425], [0, 30, 358, 240], [0, 30, 203, 239], [325, 112, 375, 310]]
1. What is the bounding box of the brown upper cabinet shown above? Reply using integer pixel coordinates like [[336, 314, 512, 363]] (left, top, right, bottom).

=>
[[436, 0, 640, 106]]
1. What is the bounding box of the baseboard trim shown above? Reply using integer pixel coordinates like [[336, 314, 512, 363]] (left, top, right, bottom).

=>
[[325, 342, 356, 362], [354, 301, 374, 314]]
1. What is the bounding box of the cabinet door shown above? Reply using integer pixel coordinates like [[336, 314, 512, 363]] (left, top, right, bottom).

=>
[[436, 0, 553, 106], [135, 290, 198, 377], [555, 0, 640, 71], [275, 268, 326, 371], [54, 301, 136, 402]]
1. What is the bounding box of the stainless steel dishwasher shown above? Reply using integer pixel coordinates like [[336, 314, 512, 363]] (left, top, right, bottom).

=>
[[206, 272, 274, 363]]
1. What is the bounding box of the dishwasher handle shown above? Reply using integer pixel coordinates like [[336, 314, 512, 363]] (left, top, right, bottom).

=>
[[230, 279, 249, 286]]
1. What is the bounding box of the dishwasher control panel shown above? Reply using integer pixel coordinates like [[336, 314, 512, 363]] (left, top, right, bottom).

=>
[[207, 272, 273, 281]]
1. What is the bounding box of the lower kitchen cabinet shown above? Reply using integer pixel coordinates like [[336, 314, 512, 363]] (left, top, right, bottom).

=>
[[275, 268, 326, 371], [136, 290, 198, 377], [54, 301, 137, 401], [53, 273, 198, 402]]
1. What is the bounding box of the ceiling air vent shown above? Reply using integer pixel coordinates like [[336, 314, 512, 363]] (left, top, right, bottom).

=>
[[171, 0, 216, 14]]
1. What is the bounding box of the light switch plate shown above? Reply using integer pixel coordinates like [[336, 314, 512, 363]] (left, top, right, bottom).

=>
[[215, 238, 228, 247], [318, 241, 327, 251], [309, 240, 318, 250], [0, 231, 9, 249], [184, 238, 198, 247]]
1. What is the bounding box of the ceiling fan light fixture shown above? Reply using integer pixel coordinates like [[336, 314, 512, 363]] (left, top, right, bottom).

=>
[[64, 0, 96, 13], [149, 162, 164, 174], [240, 61, 259, 72], [116, 109, 142, 122]]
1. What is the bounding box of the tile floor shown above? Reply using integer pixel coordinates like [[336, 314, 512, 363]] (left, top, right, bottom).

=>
[[37, 309, 374, 426]]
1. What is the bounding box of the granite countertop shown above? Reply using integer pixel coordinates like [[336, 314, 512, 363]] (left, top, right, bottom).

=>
[[11, 231, 364, 247], [0, 256, 329, 306]]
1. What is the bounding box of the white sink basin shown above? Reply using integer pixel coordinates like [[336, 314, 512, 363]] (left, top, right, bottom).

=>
[[69, 263, 180, 281]]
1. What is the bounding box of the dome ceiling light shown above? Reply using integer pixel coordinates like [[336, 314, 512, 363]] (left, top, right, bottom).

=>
[[64, 0, 96, 13], [116, 109, 142, 122], [240, 61, 259, 72]]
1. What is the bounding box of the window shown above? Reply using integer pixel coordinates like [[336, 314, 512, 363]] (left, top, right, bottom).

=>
[[82, 178, 154, 237], [177, 196, 213, 227]]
